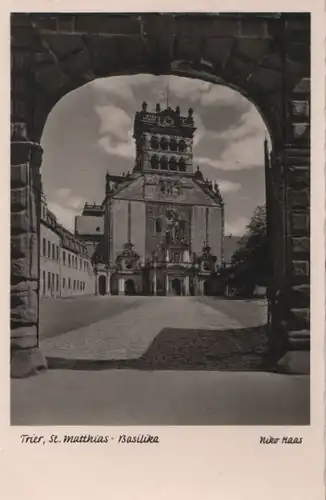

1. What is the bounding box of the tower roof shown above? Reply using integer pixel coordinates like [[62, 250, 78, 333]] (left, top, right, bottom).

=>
[[133, 102, 196, 138]]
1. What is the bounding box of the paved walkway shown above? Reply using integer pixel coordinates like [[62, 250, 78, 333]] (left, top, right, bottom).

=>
[[39, 295, 143, 339], [41, 297, 243, 360]]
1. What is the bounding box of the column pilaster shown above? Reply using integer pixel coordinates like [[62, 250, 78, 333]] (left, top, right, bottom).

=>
[[275, 50, 310, 373], [106, 272, 111, 295], [119, 277, 125, 295], [11, 127, 47, 377], [153, 267, 157, 296], [165, 274, 169, 296], [184, 276, 190, 296]]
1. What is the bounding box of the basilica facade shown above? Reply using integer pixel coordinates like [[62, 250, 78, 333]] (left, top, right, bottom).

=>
[[76, 102, 224, 296]]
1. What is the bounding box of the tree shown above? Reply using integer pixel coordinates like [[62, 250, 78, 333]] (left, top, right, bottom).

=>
[[229, 205, 267, 295]]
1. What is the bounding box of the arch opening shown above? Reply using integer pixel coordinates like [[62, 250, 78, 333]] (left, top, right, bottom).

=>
[[98, 275, 106, 296], [125, 279, 136, 296], [35, 66, 293, 376], [171, 278, 182, 296]]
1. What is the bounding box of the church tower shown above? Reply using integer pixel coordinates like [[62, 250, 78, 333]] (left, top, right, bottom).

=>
[[89, 101, 224, 297], [133, 101, 196, 174]]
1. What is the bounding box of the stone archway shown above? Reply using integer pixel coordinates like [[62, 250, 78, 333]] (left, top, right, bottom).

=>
[[10, 13, 310, 377]]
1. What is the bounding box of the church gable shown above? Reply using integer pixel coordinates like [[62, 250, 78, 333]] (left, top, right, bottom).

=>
[[190, 179, 222, 206], [144, 174, 221, 207], [112, 176, 145, 201]]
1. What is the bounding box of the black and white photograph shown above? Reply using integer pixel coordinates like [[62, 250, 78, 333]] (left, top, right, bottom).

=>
[[10, 12, 311, 426]]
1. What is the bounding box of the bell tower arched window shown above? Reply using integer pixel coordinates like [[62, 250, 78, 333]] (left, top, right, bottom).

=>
[[160, 156, 168, 170], [155, 218, 162, 234], [169, 156, 177, 171], [179, 158, 186, 172], [151, 155, 159, 169], [150, 135, 159, 149], [179, 139, 186, 152], [170, 138, 177, 151], [160, 137, 168, 151]]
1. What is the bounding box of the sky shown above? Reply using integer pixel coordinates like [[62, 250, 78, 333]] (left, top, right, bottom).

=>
[[41, 74, 268, 236]]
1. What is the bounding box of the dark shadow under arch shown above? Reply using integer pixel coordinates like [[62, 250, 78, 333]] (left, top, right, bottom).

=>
[[125, 279, 136, 295], [98, 275, 106, 296]]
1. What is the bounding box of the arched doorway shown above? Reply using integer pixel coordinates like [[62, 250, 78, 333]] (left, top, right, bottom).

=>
[[125, 279, 136, 296], [10, 13, 311, 377], [171, 278, 182, 296], [203, 280, 210, 296], [98, 275, 106, 296]]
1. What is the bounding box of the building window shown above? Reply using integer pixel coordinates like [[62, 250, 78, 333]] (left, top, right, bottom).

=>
[[73, 280, 76, 291], [68, 254, 71, 268], [51, 273, 55, 291], [179, 139, 186, 152], [172, 252, 181, 263], [150, 135, 159, 149], [52, 243, 55, 260], [170, 138, 177, 151], [80, 258, 82, 270], [155, 218, 162, 234], [42, 270, 46, 294], [179, 158, 186, 172], [160, 156, 168, 170], [63, 277, 65, 289], [56, 246, 59, 261], [47, 272, 51, 290], [150, 154, 159, 169], [47, 241, 51, 258], [62, 251, 66, 266], [169, 156, 177, 171], [56, 274, 59, 292], [42, 238, 46, 257], [160, 136, 168, 150], [68, 278, 71, 289]]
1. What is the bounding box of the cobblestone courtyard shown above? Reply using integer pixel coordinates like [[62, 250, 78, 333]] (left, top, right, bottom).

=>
[[39, 295, 267, 366]]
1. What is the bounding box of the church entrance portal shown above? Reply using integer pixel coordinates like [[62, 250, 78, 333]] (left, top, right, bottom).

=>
[[203, 280, 210, 296], [171, 279, 182, 296], [125, 279, 136, 296], [10, 13, 310, 377], [98, 275, 106, 296]]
